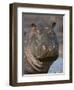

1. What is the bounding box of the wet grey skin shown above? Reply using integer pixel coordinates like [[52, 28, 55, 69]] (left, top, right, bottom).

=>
[[24, 22, 59, 74]]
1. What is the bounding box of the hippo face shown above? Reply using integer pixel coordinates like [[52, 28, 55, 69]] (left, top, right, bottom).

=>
[[24, 22, 59, 74], [30, 23, 59, 60]]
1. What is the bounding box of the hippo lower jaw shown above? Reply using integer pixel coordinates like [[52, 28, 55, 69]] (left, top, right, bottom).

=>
[[36, 55, 58, 62], [32, 55, 59, 73]]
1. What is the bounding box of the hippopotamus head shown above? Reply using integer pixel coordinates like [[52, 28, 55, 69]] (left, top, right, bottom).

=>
[[24, 22, 59, 74], [30, 22, 59, 59]]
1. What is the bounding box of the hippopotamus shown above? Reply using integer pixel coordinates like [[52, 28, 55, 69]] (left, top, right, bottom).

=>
[[24, 22, 59, 74]]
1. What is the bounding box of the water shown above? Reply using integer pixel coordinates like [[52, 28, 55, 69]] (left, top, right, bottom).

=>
[[48, 57, 63, 73]]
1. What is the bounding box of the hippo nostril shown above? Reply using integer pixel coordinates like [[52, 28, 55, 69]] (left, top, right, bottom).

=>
[[48, 45, 53, 51]]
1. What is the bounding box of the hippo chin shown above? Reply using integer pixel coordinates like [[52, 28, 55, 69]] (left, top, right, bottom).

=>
[[24, 23, 59, 74]]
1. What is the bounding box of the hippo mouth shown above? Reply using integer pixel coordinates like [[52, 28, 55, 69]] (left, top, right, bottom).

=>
[[36, 54, 58, 62]]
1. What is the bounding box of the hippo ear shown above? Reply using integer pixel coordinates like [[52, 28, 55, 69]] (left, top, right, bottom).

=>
[[52, 22, 56, 28], [31, 23, 36, 28]]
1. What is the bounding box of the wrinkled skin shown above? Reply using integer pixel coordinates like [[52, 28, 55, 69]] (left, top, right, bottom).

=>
[[24, 23, 59, 74]]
